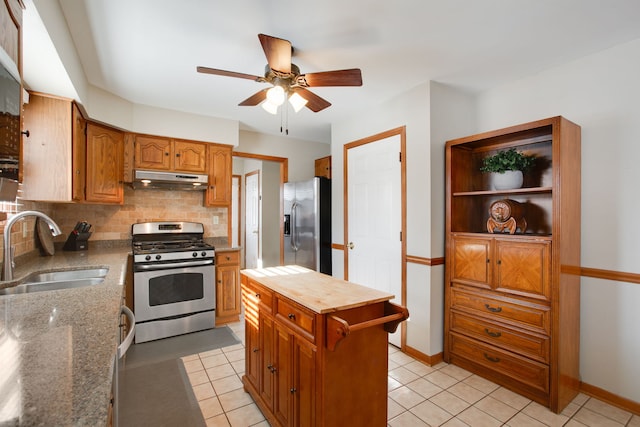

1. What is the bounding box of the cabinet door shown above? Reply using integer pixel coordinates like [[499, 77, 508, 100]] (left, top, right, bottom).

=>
[[85, 123, 124, 204], [22, 94, 73, 201], [245, 317, 260, 389], [134, 135, 172, 170], [206, 145, 232, 206], [314, 156, 331, 179], [216, 263, 241, 322], [174, 139, 207, 173], [294, 337, 316, 427], [451, 235, 492, 289], [274, 323, 293, 427], [71, 103, 86, 201], [260, 314, 275, 410], [494, 239, 551, 301]]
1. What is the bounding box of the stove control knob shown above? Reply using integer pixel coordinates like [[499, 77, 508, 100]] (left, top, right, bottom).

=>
[[145, 255, 151, 261], [155, 255, 161, 260], [201, 251, 207, 257], [192, 252, 198, 257]]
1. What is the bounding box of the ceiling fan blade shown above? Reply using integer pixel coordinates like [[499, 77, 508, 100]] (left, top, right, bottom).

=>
[[300, 68, 363, 87], [239, 89, 268, 106], [258, 33, 291, 74], [197, 66, 262, 81], [294, 88, 332, 112]]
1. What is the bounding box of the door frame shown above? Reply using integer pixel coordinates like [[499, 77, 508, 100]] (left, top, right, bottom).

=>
[[343, 126, 407, 344], [233, 151, 288, 265]]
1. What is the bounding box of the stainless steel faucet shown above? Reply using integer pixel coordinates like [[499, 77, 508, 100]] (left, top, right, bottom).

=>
[[2, 211, 62, 281]]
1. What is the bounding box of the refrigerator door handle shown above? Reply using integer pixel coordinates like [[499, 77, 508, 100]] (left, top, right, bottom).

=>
[[291, 202, 299, 251]]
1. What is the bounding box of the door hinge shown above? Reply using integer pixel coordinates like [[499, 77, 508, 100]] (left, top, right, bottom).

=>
[[400, 231, 402, 241], [399, 152, 402, 162]]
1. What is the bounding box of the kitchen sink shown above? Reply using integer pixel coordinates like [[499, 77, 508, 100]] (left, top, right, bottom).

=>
[[0, 268, 109, 296], [23, 268, 109, 283]]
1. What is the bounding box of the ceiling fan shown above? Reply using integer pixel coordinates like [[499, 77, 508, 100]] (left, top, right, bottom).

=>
[[197, 33, 362, 114]]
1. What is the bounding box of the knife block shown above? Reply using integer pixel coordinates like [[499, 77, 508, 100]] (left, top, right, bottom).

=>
[[63, 232, 92, 251]]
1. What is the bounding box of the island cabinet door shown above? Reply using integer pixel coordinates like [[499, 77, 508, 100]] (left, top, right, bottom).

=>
[[293, 337, 316, 427], [274, 323, 293, 427], [245, 319, 260, 389], [260, 315, 276, 410]]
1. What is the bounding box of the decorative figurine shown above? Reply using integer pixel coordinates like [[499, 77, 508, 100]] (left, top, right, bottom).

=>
[[487, 199, 527, 234]]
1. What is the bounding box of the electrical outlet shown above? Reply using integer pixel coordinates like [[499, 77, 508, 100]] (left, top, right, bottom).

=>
[[213, 216, 219, 225]]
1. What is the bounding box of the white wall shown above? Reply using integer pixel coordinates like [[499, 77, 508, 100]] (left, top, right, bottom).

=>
[[237, 130, 330, 182], [476, 38, 640, 403]]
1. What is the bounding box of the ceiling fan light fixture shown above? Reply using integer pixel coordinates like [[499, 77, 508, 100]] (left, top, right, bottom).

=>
[[288, 92, 308, 113], [266, 85, 285, 106], [262, 100, 279, 115]]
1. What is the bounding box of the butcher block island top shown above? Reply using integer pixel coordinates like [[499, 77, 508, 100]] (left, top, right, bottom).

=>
[[240, 265, 409, 427], [240, 265, 395, 313]]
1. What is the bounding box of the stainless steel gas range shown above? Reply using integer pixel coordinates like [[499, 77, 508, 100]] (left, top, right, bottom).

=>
[[131, 221, 215, 343]]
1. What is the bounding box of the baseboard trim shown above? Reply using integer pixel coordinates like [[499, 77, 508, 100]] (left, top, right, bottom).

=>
[[580, 382, 640, 416], [403, 345, 443, 367]]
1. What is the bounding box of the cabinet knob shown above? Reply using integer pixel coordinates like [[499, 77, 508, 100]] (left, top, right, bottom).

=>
[[226, 256, 231, 261], [484, 328, 502, 338], [176, 153, 181, 157], [252, 348, 259, 353], [21, 130, 30, 137], [484, 304, 502, 313], [288, 313, 296, 320], [255, 293, 260, 298], [164, 152, 169, 156], [290, 388, 297, 394], [484, 353, 501, 363]]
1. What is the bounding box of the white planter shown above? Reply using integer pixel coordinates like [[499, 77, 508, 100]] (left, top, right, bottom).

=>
[[492, 170, 523, 190]]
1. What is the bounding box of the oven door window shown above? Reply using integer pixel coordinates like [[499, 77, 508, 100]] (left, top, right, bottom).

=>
[[149, 272, 204, 306]]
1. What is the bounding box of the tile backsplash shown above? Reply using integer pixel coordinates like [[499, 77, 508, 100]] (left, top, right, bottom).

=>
[[1, 187, 228, 260]]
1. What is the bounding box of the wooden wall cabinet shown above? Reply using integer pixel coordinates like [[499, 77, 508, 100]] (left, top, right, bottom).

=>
[[134, 135, 207, 173], [444, 116, 581, 413], [85, 122, 124, 204], [314, 156, 331, 179], [205, 144, 232, 206], [215, 249, 241, 325], [21, 93, 86, 202], [0, 0, 22, 70]]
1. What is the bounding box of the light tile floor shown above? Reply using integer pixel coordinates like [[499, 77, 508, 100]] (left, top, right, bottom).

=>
[[181, 321, 640, 427]]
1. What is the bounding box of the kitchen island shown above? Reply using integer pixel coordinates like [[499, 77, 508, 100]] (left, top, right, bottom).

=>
[[241, 265, 409, 427], [0, 245, 129, 426]]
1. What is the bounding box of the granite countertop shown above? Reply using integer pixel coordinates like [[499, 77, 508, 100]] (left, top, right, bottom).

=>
[[240, 265, 395, 314], [0, 245, 130, 426]]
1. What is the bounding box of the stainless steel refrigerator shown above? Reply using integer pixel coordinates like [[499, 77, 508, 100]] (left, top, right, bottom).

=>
[[283, 177, 331, 274]]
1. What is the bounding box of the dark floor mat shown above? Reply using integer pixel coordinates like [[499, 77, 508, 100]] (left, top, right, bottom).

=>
[[123, 326, 240, 369], [116, 326, 240, 427]]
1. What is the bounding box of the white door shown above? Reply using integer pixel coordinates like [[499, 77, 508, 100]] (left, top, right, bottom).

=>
[[245, 171, 260, 269], [347, 133, 402, 346]]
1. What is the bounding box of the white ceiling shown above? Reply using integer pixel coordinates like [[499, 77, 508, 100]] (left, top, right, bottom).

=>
[[23, 0, 640, 143]]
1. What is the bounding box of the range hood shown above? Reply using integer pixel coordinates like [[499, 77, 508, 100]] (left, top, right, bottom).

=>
[[132, 170, 209, 191]]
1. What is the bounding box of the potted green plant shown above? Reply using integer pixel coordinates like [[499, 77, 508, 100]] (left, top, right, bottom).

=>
[[480, 148, 535, 190]]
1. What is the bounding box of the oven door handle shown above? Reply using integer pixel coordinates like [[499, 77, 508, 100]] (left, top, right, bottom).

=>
[[134, 259, 215, 271]]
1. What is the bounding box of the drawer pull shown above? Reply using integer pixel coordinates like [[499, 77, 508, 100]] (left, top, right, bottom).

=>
[[252, 348, 259, 353], [288, 313, 296, 320], [484, 353, 501, 363], [255, 293, 260, 298], [484, 328, 502, 338], [484, 304, 502, 313]]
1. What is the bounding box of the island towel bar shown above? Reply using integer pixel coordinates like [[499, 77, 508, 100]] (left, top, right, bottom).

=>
[[326, 301, 409, 351]]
